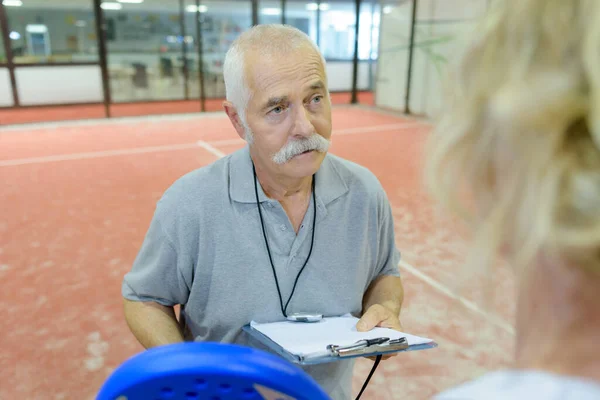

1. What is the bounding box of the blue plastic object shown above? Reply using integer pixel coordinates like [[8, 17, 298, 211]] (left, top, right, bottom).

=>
[[97, 342, 331, 400]]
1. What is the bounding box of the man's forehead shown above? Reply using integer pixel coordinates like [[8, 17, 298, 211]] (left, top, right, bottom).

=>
[[244, 47, 326, 92]]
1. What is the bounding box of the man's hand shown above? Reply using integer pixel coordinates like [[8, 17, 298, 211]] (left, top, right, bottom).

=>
[[356, 304, 404, 361]]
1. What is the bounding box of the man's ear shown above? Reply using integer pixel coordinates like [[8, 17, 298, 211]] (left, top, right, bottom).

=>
[[223, 101, 246, 140]]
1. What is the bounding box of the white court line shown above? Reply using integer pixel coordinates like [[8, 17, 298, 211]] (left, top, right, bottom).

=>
[[0, 122, 427, 167], [0, 143, 200, 167], [197, 141, 227, 159], [398, 260, 515, 335], [0, 110, 227, 133]]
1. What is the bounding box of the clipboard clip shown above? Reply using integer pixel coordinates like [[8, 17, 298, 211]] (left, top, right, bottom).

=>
[[327, 337, 408, 357]]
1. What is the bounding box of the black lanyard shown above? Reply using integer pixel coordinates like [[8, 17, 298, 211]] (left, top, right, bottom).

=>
[[252, 160, 380, 400], [252, 162, 317, 318]]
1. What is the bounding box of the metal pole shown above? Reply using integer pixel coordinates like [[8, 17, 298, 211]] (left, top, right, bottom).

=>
[[179, 0, 189, 100], [404, 0, 418, 114], [252, 0, 259, 25], [350, 0, 361, 104], [0, 3, 20, 107], [281, 0, 287, 24], [316, 1, 321, 47], [367, 0, 375, 91], [196, 0, 206, 112], [93, 0, 111, 118]]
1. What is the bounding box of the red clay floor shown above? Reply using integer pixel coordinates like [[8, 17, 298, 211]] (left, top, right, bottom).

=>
[[0, 105, 515, 399]]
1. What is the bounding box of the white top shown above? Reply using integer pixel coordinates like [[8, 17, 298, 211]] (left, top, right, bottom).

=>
[[434, 370, 600, 400]]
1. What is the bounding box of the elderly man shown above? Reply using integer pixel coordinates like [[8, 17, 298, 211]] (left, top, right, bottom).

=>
[[121, 24, 404, 400]]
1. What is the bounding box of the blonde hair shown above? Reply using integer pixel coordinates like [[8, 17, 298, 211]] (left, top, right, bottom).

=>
[[425, 0, 600, 287]]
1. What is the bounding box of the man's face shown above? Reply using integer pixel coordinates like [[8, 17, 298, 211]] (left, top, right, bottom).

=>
[[243, 46, 332, 180]]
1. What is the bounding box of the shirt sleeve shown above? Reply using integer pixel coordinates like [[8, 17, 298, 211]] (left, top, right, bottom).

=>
[[122, 199, 193, 307], [374, 189, 402, 279]]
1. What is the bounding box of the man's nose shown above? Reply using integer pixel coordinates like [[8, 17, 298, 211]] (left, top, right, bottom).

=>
[[291, 106, 314, 138]]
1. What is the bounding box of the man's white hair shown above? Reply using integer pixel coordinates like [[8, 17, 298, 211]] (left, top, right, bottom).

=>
[[223, 24, 327, 137]]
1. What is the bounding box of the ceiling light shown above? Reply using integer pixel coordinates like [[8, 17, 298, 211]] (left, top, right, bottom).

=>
[[383, 6, 392, 14], [186, 5, 207, 13], [307, 3, 330, 11], [2, 0, 23, 6], [101, 2, 123, 10], [118, 0, 143, 3], [26, 24, 48, 33], [261, 8, 281, 16]]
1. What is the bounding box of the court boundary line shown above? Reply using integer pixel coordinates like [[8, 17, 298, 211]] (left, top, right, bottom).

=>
[[398, 260, 515, 335], [0, 110, 228, 133], [0, 122, 426, 167], [197, 141, 227, 159]]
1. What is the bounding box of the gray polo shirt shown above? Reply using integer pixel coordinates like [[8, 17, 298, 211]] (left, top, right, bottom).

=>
[[122, 145, 401, 400]]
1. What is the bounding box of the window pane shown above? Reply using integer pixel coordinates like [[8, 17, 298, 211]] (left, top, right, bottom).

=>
[[319, 1, 356, 60], [104, 0, 186, 102], [200, 0, 252, 98], [5, 0, 98, 64], [409, 0, 487, 115], [284, 1, 317, 44], [259, 1, 282, 24], [183, 0, 199, 99], [359, 0, 380, 61]]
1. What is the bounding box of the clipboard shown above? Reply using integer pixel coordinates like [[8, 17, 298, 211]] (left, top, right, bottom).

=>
[[242, 324, 438, 366]]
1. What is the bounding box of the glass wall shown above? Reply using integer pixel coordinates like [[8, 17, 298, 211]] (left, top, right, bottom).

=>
[[316, 0, 380, 61], [374, 1, 413, 111], [359, 0, 380, 61], [409, 0, 487, 116], [3, 0, 98, 64], [103, 0, 252, 102], [284, 1, 317, 44], [0, 0, 380, 123], [259, 0, 282, 25], [184, 0, 200, 99], [375, 0, 490, 115], [360, 0, 380, 90], [103, 0, 186, 102], [319, 1, 354, 60], [200, 1, 252, 98]]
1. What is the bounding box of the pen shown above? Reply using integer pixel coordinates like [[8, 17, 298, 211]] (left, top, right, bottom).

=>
[[360, 337, 390, 346], [327, 337, 390, 355]]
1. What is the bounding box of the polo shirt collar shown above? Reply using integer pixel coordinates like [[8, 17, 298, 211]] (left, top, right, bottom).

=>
[[229, 145, 348, 206]]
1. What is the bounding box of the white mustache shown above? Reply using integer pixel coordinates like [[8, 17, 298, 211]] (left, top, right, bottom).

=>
[[272, 134, 331, 164]]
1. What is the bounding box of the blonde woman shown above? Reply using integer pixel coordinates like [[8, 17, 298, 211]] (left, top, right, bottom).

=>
[[426, 0, 600, 398]]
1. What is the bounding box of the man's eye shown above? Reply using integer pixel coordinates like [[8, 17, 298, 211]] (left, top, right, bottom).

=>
[[272, 106, 283, 114], [312, 96, 323, 104]]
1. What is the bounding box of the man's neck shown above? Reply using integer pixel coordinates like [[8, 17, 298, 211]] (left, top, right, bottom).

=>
[[514, 253, 600, 382], [253, 161, 312, 202]]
